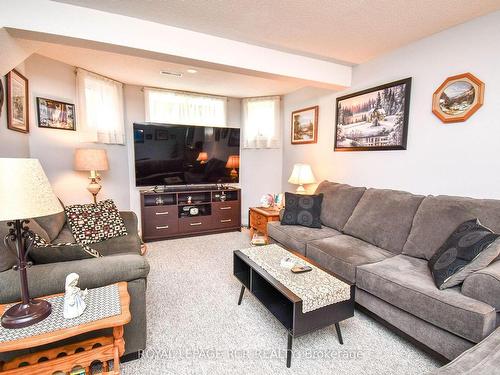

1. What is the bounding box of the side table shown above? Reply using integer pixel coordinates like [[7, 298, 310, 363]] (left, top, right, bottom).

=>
[[0, 282, 130, 375], [249, 207, 281, 242]]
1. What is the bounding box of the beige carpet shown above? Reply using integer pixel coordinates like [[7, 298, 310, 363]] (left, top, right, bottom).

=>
[[122, 231, 440, 375]]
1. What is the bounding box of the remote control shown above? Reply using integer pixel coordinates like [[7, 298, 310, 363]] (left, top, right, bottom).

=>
[[291, 265, 313, 274]]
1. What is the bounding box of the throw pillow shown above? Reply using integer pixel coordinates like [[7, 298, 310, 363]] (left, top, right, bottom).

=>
[[65, 199, 128, 245], [280, 192, 323, 228], [428, 219, 500, 290], [30, 233, 101, 263]]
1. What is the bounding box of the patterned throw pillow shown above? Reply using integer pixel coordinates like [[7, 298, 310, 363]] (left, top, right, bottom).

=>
[[280, 192, 323, 228], [31, 233, 102, 259], [65, 199, 128, 245], [428, 219, 500, 290]]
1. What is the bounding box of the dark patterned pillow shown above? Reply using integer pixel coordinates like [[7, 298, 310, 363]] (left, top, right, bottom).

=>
[[429, 219, 500, 290], [280, 192, 323, 228], [65, 199, 127, 245]]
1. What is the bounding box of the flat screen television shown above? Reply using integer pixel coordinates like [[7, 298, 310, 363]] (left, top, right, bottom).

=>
[[133, 123, 240, 187]]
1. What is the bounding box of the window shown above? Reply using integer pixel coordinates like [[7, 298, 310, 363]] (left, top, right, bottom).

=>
[[76, 68, 125, 145], [242, 96, 280, 149], [144, 88, 227, 127]]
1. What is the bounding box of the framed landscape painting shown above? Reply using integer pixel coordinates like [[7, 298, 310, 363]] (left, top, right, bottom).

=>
[[291, 106, 318, 144], [7, 69, 29, 133], [335, 78, 412, 151], [432, 73, 484, 123], [37, 97, 76, 131]]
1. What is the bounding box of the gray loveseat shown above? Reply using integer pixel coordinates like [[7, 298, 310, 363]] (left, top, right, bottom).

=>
[[268, 181, 500, 361], [0, 209, 150, 362]]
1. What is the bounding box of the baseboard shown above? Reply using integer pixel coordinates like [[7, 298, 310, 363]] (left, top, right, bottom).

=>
[[355, 303, 449, 365]]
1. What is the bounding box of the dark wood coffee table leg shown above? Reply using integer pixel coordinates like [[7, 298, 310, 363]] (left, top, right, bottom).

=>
[[286, 332, 293, 368], [237, 285, 245, 305], [335, 322, 343, 345]]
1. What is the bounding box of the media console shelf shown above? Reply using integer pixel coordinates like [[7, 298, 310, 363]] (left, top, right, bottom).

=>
[[140, 187, 241, 242]]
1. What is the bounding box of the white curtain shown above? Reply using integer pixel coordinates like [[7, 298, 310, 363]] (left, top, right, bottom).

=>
[[144, 88, 227, 127], [242, 96, 281, 149], [76, 68, 125, 145]]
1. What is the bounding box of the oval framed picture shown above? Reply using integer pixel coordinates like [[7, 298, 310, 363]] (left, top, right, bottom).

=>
[[432, 73, 484, 123]]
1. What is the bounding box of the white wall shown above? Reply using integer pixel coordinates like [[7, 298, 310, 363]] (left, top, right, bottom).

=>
[[24, 54, 131, 208], [283, 11, 500, 199]]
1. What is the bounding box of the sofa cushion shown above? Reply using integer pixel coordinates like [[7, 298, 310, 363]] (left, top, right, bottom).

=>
[[314, 181, 366, 231], [267, 221, 341, 255], [306, 235, 394, 283], [403, 195, 500, 260], [343, 188, 425, 253], [462, 260, 500, 312], [356, 254, 497, 343], [429, 219, 500, 290], [34, 201, 67, 241]]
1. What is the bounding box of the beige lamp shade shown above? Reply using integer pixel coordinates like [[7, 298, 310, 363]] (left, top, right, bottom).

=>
[[226, 155, 240, 169], [196, 152, 208, 163], [288, 163, 316, 185], [0, 158, 63, 221], [74, 149, 109, 171]]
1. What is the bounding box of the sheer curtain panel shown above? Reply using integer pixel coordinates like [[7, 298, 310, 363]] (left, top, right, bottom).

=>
[[242, 96, 281, 149], [76, 68, 126, 145], [144, 88, 227, 127]]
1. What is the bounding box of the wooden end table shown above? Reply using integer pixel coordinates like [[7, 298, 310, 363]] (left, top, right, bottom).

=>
[[0, 282, 131, 375], [248, 206, 281, 241]]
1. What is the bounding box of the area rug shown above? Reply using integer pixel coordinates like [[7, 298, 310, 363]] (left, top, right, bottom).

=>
[[122, 231, 440, 375]]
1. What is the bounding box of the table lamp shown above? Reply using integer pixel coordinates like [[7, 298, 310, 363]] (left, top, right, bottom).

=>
[[288, 163, 316, 194], [74, 148, 109, 204], [226, 155, 240, 180], [0, 158, 63, 329], [196, 152, 208, 164]]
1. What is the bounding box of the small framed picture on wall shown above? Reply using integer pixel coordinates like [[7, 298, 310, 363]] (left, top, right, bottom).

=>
[[291, 106, 319, 144], [6, 69, 29, 133], [37, 97, 76, 131]]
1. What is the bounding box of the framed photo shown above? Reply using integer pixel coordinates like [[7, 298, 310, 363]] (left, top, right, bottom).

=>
[[7, 69, 29, 133], [291, 106, 318, 144], [335, 78, 412, 151], [155, 129, 169, 140], [432, 73, 484, 123], [37, 97, 76, 131]]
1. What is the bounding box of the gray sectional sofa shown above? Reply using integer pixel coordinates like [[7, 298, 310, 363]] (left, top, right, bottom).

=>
[[268, 181, 500, 361]]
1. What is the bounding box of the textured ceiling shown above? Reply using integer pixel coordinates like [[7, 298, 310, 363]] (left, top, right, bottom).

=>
[[53, 0, 500, 64]]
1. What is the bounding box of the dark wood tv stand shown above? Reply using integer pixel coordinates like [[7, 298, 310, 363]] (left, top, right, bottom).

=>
[[140, 187, 241, 242]]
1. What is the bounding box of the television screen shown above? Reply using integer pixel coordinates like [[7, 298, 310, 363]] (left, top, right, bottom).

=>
[[133, 123, 241, 187]]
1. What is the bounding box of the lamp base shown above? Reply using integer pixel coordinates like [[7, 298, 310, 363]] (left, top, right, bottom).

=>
[[295, 184, 306, 194], [1, 299, 52, 329]]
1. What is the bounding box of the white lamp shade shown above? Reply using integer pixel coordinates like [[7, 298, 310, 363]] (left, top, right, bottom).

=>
[[74, 149, 109, 171], [0, 158, 63, 221], [288, 163, 316, 185]]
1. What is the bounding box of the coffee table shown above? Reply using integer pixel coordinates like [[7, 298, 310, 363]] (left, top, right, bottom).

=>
[[233, 244, 355, 368]]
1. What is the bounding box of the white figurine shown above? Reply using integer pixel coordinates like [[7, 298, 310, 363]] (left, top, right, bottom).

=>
[[63, 273, 88, 319]]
